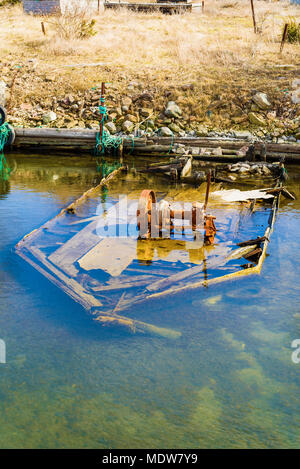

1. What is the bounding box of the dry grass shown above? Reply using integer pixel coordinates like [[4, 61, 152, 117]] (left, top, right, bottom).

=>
[[0, 1, 299, 129]]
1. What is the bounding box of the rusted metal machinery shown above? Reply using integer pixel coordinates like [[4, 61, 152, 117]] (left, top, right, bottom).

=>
[[137, 172, 217, 244]]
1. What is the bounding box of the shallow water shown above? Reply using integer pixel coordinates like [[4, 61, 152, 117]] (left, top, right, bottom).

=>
[[0, 154, 300, 449]]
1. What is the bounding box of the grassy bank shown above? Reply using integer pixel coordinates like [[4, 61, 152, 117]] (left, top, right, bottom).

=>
[[0, 1, 299, 136]]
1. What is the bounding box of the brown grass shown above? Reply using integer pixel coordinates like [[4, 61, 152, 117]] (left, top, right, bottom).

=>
[[0, 1, 299, 129]]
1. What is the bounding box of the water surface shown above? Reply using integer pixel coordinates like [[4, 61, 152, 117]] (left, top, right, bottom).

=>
[[0, 154, 299, 448]]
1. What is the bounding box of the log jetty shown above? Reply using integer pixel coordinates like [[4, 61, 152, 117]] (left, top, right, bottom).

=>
[[11, 128, 300, 163]]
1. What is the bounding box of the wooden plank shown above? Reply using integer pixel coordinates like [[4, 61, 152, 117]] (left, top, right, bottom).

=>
[[48, 197, 126, 275], [19, 245, 103, 309], [243, 247, 262, 260], [91, 275, 157, 292], [79, 238, 137, 277], [16, 167, 125, 249], [145, 244, 256, 293]]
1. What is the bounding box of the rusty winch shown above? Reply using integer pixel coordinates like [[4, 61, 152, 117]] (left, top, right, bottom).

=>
[[136, 172, 217, 244]]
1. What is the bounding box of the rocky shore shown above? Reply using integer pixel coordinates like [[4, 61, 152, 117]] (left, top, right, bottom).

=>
[[1, 60, 299, 144]]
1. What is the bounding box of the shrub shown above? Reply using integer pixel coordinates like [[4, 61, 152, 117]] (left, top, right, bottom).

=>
[[48, 5, 97, 40], [284, 17, 300, 43], [0, 0, 21, 6]]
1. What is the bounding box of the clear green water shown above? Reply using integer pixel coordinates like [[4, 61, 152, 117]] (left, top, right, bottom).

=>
[[0, 154, 300, 449]]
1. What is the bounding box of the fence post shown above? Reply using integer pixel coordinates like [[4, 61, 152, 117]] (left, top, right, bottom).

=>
[[250, 0, 257, 34], [280, 23, 288, 54]]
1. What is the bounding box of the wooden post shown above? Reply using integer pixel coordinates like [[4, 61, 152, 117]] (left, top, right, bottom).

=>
[[250, 0, 257, 34], [41, 22, 46, 36], [280, 23, 288, 54], [99, 82, 106, 152], [204, 170, 211, 214], [98, 0, 100, 12], [201, 1, 204, 13]]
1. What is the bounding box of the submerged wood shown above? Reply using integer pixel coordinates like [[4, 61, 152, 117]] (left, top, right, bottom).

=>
[[146, 244, 256, 293], [237, 236, 267, 247], [114, 194, 280, 312], [94, 312, 181, 339], [16, 167, 125, 248]]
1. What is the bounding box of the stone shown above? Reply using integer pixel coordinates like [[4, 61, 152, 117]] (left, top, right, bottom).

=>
[[122, 96, 132, 107], [164, 101, 182, 118], [66, 120, 78, 128], [0, 80, 6, 107], [146, 119, 155, 129], [267, 111, 276, 120], [168, 123, 181, 133], [126, 114, 138, 123], [110, 107, 122, 117], [262, 165, 271, 175], [196, 126, 208, 137], [158, 126, 173, 137], [238, 166, 249, 173], [106, 122, 117, 134], [181, 84, 194, 91], [248, 112, 266, 127], [250, 104, 260, 112], [42, 111, 57, 124], [252, 92, 271, 110], [233, 130, 253, 139], [140, 108, 153, 118], [122, 120, 134, 133]]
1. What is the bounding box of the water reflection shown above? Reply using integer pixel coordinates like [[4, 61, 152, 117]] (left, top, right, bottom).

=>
[[0, 154, 299, 448]]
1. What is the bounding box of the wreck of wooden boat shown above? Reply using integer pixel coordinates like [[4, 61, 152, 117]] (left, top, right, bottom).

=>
[[15, 165, 283, 338]]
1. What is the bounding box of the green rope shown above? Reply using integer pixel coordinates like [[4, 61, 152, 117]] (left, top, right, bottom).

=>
[[94, 94, 124, 178], [95, 96, 123, 155], [0, 123, 11, 181], [168, 133, 174, 154]]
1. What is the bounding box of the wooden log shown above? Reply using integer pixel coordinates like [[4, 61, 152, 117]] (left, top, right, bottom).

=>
[[243, 247, 262, 261], [94, 312, 181, 339], [237, 236, 268, 247], [11, 129, 300, 159]]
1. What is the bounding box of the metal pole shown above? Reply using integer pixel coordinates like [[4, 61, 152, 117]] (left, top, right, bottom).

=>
[[280, 23, 288, 54], [250, 0, 257, 34]]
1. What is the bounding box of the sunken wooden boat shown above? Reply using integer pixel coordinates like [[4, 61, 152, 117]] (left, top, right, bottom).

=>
[[15, 166, 283, 338]]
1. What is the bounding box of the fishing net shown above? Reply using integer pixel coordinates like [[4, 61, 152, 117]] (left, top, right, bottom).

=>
[[95, 96, 123, 156], [0, 123, 11, 181]]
